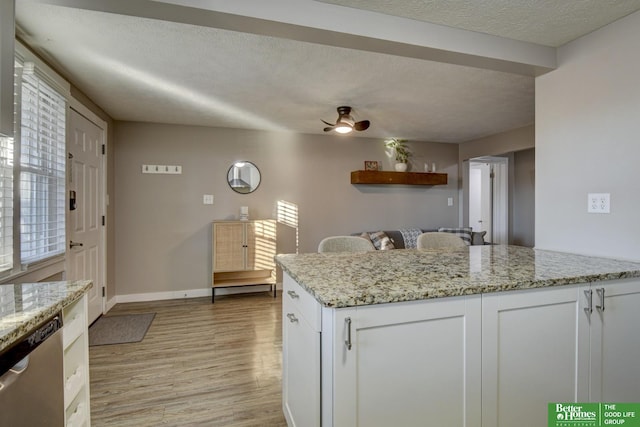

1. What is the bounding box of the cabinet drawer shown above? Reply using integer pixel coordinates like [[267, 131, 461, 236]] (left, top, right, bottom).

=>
[[65, 389, 89, 427], [64, 338, 87, 406], [63, 298, 86, 349], [283, 274, 321, 331]]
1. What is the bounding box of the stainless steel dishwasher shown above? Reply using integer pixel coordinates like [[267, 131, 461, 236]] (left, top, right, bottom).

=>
[[0, 313, 64, 426]]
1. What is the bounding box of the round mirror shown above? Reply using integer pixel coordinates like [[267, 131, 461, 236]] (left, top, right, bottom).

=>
[[227, 161, 261, 194]]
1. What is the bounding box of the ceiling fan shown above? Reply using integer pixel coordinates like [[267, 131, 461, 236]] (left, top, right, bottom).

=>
[[322, 106, 370, 134]]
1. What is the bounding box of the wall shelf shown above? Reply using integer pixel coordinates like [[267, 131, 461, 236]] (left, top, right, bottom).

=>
[[351, 170, 447, 186]]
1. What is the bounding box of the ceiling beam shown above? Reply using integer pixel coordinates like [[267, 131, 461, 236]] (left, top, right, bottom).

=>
[[32, 0, 557, 76]]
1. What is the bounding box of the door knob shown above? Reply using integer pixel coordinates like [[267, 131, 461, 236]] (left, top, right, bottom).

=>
[[69, 241, 84, 248]]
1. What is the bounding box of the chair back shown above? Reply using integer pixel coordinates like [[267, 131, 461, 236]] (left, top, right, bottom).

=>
[[318, 236, 376, 253], [417, 232, 467, 250]]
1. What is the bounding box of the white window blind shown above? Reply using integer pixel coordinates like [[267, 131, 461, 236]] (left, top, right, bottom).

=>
[[0, 135, 13, 272], [19, 71, 66, 264]]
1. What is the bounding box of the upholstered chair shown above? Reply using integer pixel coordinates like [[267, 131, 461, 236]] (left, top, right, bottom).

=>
[[318, 236, 376, 253], [417, 232, 467, 250]]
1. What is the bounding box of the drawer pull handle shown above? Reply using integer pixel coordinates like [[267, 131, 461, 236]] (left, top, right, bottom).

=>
[[287, 290, 299, 299], [286, 313, 298, 323], [595, 288, 605, 312], [345, 317, 352, 351], [584, 289, 593, 315]]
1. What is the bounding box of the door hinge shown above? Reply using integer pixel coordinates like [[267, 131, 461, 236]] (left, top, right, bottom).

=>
[[102, 144, 105, 155], [102, 215, 105, 226], [102, 287, 105, 297]]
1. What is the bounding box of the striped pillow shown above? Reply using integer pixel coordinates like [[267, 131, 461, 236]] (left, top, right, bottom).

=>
[[368, 231, 395, 250], [437, 227, 473, 246]]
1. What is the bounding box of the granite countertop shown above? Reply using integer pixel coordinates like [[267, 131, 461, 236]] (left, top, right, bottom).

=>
[[0, 280, 93, 353], [275, 245, 640, 308]]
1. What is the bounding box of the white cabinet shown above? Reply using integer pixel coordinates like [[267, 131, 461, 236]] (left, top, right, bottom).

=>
[[0, 0, 14, 137], [212, 220, 276, 302], [588, 278, 640, 402], [481, 285, 590, 427], [329, 294, 482, 427], [281, 274, 640, 427], [63, 294, 91, 427], [282, 276, 321, 427]]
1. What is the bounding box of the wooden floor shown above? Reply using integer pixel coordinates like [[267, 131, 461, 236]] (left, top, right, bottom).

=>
[[89, 292, 287, 427]]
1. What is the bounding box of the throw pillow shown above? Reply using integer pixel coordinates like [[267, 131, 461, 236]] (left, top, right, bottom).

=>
[[368, 231, 395, 250], [472, 231, 487, 245], [438, 227, 473, 246]]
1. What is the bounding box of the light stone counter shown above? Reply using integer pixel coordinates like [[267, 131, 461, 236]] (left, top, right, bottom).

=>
[[275, 245, 640, 308], [0, 280, 93, 353]]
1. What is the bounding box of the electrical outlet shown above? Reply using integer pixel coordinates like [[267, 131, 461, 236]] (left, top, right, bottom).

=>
[[447, 197, 454, 206], [588, 193, 610, 214]]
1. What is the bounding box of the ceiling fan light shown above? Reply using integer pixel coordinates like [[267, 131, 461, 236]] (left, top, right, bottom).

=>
[[335, 124, 353, 134]]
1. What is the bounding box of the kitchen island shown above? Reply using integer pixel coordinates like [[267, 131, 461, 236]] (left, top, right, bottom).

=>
[[1, 280, 93, 426], [275, 245, 640, 427]]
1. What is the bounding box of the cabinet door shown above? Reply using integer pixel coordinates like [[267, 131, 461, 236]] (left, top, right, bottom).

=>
[[590, 278, 640, 402], [282, 292, 321, 427], [249, 220, 277, 271], [331, 295, 482, 427], [213, 222, 246, 271], [482, 285, 590, 427]]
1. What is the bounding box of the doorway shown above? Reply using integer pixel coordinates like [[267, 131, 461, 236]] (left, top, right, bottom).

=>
[[468, 157, 508, 244]]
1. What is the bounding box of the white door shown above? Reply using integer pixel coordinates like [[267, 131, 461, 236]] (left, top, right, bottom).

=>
[[332, 296, 482, 427], [68, 107, 104, 324], [482, 285, 590, 427], [469, 162, 492, 238], [589, 279, 640, 402], [468, 157, 508, 244]]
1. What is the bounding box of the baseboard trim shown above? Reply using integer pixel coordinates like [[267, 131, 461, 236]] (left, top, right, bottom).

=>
[[115, 284, 281, 304]]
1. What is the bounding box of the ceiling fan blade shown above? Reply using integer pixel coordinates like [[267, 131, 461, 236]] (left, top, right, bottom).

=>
[[323, 126, 335, 132], [321, 119, 335, 126], [354, 120, 370, 131]]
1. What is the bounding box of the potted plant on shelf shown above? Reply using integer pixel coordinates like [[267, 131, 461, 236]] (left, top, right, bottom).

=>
[[384, 138, 411, 172]]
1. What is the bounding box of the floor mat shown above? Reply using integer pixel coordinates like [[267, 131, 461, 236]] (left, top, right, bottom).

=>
[[89, 313, 155, 346]]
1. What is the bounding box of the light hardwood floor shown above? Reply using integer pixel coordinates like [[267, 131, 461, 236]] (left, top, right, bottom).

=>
[[89, 292, 287, 426]]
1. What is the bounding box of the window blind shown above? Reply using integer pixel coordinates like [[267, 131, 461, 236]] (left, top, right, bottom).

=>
[[0, 135, 13, 272], [19, 71, 66, 264]]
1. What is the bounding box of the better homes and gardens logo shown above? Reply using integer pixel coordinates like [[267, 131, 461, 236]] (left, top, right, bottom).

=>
[[549, 403, 640, 427]]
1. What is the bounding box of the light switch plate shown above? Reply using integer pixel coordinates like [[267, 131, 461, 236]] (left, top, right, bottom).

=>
[[447, 197, 454, 206], [588, 193, 610, 214], [203, 194, 214, 205]]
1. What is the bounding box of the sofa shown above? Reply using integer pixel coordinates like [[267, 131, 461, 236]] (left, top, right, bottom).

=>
[[355, 227, 487, 250]]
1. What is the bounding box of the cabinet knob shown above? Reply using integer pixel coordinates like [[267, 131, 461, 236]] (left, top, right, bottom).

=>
[[286, 313, 299, 323], [287, 290, 300, 299]]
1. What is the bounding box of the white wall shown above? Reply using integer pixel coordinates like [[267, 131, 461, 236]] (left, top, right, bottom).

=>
[[536, 11, 640, 260], [114, 122, 459, 297]]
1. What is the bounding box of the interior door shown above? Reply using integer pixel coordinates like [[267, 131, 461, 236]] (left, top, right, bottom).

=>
[[469, 162, 492, 238], [68, 108, 104, 324]]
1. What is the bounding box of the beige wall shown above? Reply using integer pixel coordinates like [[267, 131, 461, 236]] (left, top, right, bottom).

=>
[[113, 122, 459, 297], [512, 148, 535, 247], [458, 124, 534, 162], [536, 10, 640, 260]]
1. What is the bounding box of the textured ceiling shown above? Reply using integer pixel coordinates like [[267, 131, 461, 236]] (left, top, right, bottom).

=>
[[14, 1, 640, 143], [317, 0, 640, 47]]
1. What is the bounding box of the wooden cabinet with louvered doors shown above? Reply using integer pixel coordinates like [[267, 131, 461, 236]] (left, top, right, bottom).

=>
[[212, 220, 277, 302]]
